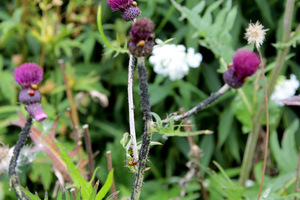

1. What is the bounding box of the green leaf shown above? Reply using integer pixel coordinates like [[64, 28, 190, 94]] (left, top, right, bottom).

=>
[[95, 169, 114, 200], [217, 106, 234, 148], [89, 181, 99, 200], [96, 4, 128, 54], [20, 188, 41, 200], [148, 84, 173, 106], [156, 129, 213, 137], [30, 162, 53, 191], [76, 190, 81, 200], [65, 190, 71, 200], [270, 119, 299, 173], [55, 140, 92, 200], [254, 0, 274, 28], [56, 189, 63, 200], [44, 192, 48, 200]]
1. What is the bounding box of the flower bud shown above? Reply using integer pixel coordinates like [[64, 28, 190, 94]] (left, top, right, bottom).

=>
[[128, 18, 155, 57], [14, 63, 47, 122], [107, 0, 140, 21], [26, 103, 47, 122], [18, 89, 41, 104], [223, 68, 244, 89]]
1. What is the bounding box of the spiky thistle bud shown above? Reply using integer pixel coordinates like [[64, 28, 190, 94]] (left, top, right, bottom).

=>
[[14, 63, 47, 122], [107, 0, 140, 21], [223, 49, 260, 89], [128, 18, 155, 57]]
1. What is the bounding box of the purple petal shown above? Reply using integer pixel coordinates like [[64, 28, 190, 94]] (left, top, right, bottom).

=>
[[14, 63, 43, 88]]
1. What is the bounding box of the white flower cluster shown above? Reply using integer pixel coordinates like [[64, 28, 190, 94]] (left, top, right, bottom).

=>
[[271, 74, 300, 106], [149, 39, 202, 81]]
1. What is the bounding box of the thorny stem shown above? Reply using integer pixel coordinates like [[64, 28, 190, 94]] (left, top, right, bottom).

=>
[[128, 54, 138, 160], [159, 84, 230, 125], [83, 124, 95, 183], [131, 57, 153, 200], [106, 151, 117, 200], [9, 115, 32, 200], [295, 149, 300, 200], [239, 0, 295, 186], [257, 50, 269, 200]]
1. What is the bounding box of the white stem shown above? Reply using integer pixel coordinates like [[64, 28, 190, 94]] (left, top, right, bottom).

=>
[[128, 54, 138, 160]]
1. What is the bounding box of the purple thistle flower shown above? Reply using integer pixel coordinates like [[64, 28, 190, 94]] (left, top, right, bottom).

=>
[[14, 63, 47, 122], [14, 63, 43, 88], [128, 18, 155, 57], [107, 0, 140, 21], [223, 49, 260, 88], [233, 49, 260, 80]]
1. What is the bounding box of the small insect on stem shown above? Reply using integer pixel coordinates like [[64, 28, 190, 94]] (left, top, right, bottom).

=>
[[132, 1, 137, 6], [127, 159, 138, 166]]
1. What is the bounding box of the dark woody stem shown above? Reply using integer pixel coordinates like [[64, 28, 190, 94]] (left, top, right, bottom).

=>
[[158, 84, 230, 125], [131, 57, 153, 200], [9, 115, 32, 200]]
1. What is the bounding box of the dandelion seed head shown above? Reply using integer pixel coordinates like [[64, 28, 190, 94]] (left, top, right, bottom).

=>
[[245, 21, 268, 49]]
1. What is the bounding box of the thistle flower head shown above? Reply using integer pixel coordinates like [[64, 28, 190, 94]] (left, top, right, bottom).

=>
[[107, 0, 140, 21], [14, 63, 47, 122], [14, 63, 43, 88], [233, 49, 260, 79], [128, 18, 155, 57], [223, 49, 260, 88], [245, 21, 268, 49]]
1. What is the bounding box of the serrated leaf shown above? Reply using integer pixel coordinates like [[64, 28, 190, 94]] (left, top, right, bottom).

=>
[[95, 170, 114, 200], [55, 141, 92, 199], [21, 188, 41, 200]]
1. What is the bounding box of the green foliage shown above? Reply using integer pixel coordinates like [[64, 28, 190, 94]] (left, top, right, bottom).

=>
[[56, 140, 114, 200], [1, 0, 300, 199], [151, 112, 213, 137]]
